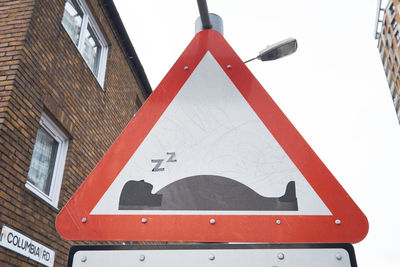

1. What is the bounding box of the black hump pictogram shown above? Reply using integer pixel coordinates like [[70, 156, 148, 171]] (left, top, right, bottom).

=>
[[118, 175, 298, 211]]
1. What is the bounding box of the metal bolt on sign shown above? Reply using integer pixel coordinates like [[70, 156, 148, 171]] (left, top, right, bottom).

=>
[[336, 253, 342, 260]]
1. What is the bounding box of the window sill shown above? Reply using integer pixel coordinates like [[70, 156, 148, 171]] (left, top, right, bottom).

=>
[[25, 182, 60, 211]]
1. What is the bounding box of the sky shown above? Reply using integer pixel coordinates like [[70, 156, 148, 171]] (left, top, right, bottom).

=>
[[114, 0, 400, 265]]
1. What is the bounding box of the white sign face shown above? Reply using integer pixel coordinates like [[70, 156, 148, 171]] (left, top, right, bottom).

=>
[[91, 52, 331, 216], [0, 225, 55, 267], [69, 244, 355, 267]]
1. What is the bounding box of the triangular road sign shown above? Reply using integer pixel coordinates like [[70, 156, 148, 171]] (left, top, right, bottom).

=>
[[56, 30, 368, 243]]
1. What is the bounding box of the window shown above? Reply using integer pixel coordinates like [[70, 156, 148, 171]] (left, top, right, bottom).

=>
[[389, 3, 395, 16], [392, 18, 398, 31], [62, 0, 108, 87], [396, 31, 400, 44], [26, 113, 69, 208]]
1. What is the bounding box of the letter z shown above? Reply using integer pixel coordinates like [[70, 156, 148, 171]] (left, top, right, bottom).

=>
[[151, 159, 165, 172]]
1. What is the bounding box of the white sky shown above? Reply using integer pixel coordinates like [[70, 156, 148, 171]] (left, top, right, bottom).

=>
[[114, 1, 400, 265]]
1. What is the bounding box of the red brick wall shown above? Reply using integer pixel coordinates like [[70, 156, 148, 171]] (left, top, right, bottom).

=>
[[0, 0, 148, 265]]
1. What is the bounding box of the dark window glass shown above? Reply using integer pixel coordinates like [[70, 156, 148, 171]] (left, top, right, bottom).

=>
[[82, 25, 100, 75], [61, 0, 83, 46]]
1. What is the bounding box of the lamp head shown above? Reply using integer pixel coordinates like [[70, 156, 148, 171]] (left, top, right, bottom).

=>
[[257, 38, 297, 61]]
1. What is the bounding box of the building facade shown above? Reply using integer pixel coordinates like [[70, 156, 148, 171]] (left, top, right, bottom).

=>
[[0, 0, 151, 265], [376, 0, 400, 121]]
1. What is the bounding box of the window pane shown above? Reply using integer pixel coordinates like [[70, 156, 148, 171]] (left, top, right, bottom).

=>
[[390, 4, 395, 15], [82, 25, 100, 75], [27, 127, 59, 195], [62, 0, 83, 46]]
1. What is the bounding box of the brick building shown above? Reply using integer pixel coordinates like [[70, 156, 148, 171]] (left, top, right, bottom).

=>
[[0, 0, 151, 265], [375, 0, 400, 122]]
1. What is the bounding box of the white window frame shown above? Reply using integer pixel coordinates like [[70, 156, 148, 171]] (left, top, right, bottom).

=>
[[62, 0, 108, 88], [25, 113, 69, 208]]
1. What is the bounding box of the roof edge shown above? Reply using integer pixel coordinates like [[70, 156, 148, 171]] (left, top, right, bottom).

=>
[[103, 0, 152, 98]]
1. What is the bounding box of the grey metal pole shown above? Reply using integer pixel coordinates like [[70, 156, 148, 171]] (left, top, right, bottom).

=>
[[197, 0, 212, 29]]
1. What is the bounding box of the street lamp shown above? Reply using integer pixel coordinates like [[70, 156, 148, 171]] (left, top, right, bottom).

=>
[[244, 38, 298, 63], [195, 0, 297, 63]]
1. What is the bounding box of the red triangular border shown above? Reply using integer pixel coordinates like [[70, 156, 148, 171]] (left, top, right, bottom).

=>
[[56, 30, 368, 243]]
